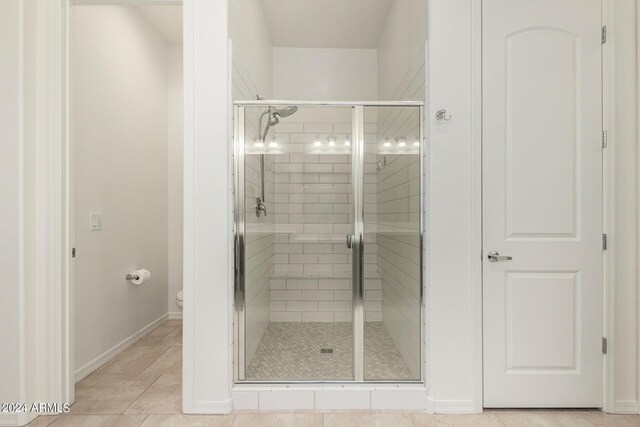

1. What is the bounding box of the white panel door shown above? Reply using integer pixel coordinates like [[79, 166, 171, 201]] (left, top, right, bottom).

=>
[[483, 0, 603, 407]]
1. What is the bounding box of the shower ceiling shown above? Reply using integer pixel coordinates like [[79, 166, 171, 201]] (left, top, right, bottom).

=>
[[260, 0, 393, 48]]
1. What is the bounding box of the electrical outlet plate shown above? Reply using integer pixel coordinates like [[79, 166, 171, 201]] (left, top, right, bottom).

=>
[[90, 212, 103, 231]]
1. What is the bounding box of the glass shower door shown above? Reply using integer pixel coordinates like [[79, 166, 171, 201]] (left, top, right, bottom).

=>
[[362, 105, 423, 381], [235, 104, 355, 381], [235, 102, 423, 383]]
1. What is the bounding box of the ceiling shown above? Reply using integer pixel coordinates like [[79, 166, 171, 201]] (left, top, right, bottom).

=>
[[260, 0, 393, 49], [136, 5, 183, 44]]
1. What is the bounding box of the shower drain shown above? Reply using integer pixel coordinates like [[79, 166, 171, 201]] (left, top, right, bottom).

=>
[[320, 348, 334, 354]]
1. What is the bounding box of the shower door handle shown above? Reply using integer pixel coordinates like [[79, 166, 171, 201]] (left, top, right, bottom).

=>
[[346, 235, 353, 249]]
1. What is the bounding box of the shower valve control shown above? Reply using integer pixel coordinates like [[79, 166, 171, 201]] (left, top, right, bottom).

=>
[[256, 197, 267, 217]]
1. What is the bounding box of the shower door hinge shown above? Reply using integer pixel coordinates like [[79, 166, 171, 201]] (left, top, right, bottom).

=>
[[602, 130, 608, 148], [602, 337, 608, 354], [602, 26, 607, 44], [602, 234, 607, 250], [72, 248, 76, 258]]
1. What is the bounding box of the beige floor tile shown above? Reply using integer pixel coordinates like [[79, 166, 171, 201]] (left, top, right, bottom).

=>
[[156, 328, 183, 347], [72, 373, 158, 415], [231, 413, 323, 427], [70, 399, 139, 416], [323, 412, 413, 427], [140, 415, 235, 426], [409, 413, 438, 427], [582, 412, 640, 427], [49, 415, 147, 426], [96, 345, 170, 375], [27, 415, 60, 426], [495, 410, 594, 427], [135, 325, 180, 346], [141, 346, 182, 377], [412, 412, 506, 427], [124, 374, 181, 415], [437, 412, 506, 426]]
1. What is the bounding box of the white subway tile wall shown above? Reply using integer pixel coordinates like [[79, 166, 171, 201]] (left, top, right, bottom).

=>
[[265, 114, 381, 322]]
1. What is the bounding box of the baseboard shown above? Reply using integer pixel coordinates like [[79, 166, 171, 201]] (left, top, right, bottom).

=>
[[0, 411, 36, 427], [74, 313, 169, 382], [613, 400, 639, 414], [15, 411, 37, 427], [186, 399, 233, 414], [0, 413, 17, 427], [427, 398, 481, 414], [168, 311, 183, 320]]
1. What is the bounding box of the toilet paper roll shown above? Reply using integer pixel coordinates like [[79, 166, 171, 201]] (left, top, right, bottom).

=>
[[129, 269, 151, 285]]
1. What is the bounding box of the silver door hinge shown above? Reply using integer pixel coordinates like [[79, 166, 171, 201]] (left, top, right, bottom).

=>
[[602, 337, 608, 354], [602, 234, 607, 250], [602, 26, 607, 44], [602, 130, 608, 148], [72, 248, 76, 258]]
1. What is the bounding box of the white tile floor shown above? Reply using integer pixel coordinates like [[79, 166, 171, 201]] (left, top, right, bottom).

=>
[[28, 320, 640, 426]]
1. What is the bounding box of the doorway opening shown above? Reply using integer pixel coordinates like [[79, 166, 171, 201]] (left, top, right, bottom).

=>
[[69, 3, 184, 413]]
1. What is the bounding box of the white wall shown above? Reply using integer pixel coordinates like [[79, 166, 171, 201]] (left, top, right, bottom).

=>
[[611, 0, 639, 413], [72, 6, 169, 374], [273, 48, 378, 101], [0, 1, 25, 423], [183, 0, 234, 412], [1, 1, 54, 424], [167, 44, 184, 318], [427, 0, 482, 413], [229, 0, 273, 99], [377, 0, 428, 101]]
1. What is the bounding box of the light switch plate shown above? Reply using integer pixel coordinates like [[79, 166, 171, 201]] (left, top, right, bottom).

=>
[[90, 212, 103, 231]]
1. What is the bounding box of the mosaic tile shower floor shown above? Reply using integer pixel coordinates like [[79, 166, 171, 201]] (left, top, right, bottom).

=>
[[246, 322, 415, 380]]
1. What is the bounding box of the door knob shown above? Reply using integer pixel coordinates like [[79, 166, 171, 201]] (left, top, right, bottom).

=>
[[487, 250, 512, 262]]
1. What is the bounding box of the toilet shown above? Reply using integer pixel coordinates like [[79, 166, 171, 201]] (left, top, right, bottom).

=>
[[176, 290, 183, 310]]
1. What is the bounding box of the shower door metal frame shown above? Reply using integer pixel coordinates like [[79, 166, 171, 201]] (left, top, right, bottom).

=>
[[233, 101, 424, 384]]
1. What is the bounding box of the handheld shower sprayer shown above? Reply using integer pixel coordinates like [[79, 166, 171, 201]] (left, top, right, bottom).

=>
[[255, 103, 298, 217]]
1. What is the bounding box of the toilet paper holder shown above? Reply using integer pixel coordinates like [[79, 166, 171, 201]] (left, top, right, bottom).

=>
[[126, 273, 140, 281]]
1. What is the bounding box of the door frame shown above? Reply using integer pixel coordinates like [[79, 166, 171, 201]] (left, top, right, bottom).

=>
[[42, 0, 184, 409], [601, 0, 616, 413], [477, 0, 616, 412], [232, 100, 425, 384]]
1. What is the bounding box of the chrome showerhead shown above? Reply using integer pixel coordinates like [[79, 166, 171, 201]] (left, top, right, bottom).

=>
[[272, 105, 298, 118], [261, 105, 298, 141]]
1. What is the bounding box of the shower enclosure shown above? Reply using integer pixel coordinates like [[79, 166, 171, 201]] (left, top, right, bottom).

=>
[[234, 101, 423, 383]]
